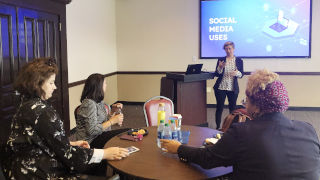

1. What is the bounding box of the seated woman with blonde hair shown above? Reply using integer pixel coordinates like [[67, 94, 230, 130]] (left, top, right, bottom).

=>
[[2, 58, 128, 179], [161, 69, 320, 180]]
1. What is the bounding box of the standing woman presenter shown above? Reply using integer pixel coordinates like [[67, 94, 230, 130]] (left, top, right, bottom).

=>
[[214, 41, 243, 129]]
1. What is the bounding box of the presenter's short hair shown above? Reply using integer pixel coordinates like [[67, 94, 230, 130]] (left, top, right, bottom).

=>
[[223, 41, 235, 49]]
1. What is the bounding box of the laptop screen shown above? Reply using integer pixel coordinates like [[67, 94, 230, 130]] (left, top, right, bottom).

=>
[[185, 64, 203, 75]]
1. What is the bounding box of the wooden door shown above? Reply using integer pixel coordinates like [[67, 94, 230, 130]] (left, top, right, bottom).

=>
[[0, 3, 19, 144], [17, 7, 63, 116], [0, 3, 64, 144]]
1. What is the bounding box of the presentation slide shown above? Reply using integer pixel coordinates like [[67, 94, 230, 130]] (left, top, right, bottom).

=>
[[200, 0, 311, 58]]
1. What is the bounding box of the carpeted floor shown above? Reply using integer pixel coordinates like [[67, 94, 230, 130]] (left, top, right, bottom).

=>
[[113, 105, 320, 140]]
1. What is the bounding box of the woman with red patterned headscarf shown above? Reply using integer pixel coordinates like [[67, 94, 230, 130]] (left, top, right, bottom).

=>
[[161, 69, 320, 180]]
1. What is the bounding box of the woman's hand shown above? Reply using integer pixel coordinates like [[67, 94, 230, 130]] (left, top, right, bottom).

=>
[[160, 139, 181, 154], [218, 60, 225, 68], [112, 103, 123, 109], [230, 70, 238, 77], [103, 147, 129, 160], [70, 140, 90, 149], [103, 113, 124, 128], [111, 103, 123, 115], [110, 113, 124, 126]]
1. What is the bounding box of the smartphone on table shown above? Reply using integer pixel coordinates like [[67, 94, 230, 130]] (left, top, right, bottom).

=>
[[126, 146, 140, 154]]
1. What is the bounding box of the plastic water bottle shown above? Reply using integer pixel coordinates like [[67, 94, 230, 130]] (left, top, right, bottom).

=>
[[174, 114, 182, 141], [170, 119, 178, 141], [162, 123, 172, 140], [157, 120, 165, 147], [157, 103, 165, 126], [169, 114, 182, 141]]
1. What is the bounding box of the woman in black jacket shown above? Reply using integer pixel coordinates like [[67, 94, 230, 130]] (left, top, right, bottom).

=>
[[161, 69, 320, 180], [2, 58, 128, 179], [214, 41, 243, 129]]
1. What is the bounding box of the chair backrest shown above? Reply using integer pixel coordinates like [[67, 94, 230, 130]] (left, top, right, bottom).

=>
[[221, 108, 251, 132], [0, 163, 5, 180], [104, 104, 110, 115], [69, 105, 81, 140], [74, 105, 81, 120], [143, 96, 174, 127], [0, 144, 7, 179]]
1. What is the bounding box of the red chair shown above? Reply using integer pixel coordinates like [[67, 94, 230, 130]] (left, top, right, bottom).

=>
[[104, 104, 110, 115], [143, 96, 174, 127], [221, 108, 252, 133]]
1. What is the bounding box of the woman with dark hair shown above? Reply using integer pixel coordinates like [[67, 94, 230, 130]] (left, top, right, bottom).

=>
[[73, 73, 129, 149], [161, 69, 320, 180], [214, 41, 244, 129], [2, 58, 128, 179]]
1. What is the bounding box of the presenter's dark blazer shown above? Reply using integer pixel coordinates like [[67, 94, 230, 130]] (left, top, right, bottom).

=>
[[177, 112, 320, 180], [213, 57, 243, 94]]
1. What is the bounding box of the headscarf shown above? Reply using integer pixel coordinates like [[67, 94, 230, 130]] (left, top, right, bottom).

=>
[[251, 81, 289, 113]]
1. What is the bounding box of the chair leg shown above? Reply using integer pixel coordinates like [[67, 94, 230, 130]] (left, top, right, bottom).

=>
[[106, 165, 114, 177], [107, 174, 120, 180]]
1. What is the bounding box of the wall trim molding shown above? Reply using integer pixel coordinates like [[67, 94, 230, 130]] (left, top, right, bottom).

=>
[[117, 71, 320, 76], [68, 72, 117, 88], [68, 71, 320, 88], [117, 71, 171, 74], [50, 0, 71, 4], [117, 101, 144, 106], [206, 104, 320, 112]]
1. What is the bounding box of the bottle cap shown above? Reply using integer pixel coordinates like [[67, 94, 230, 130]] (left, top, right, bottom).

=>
[[159, 103, 165, 107], [165, 123, 169, 126], [160, 120, 165, 123], [170, 119, 175, 123], [169, 116, 178, 120], [172, 114, 182, 119]]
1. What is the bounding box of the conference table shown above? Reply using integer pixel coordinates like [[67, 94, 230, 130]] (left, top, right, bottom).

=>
[[105, 125, 232, 179]]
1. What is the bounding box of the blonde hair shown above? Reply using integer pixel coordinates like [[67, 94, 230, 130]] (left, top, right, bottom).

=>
[[223, 41, 235, 49], [246, 69, 279, 99]]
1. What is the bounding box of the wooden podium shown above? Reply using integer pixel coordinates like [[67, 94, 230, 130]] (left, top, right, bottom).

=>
[[160, 72, 214, 126]]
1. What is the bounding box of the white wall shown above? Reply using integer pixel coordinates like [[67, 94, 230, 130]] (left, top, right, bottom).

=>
[[67, 0, 119, 128], [116, 0, 320, 72], [67, 0, 118, 83], [65, 0, 320, 125]]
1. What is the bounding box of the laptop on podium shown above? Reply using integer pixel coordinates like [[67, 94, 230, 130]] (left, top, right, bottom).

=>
[[185, 64, 203, 75]]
